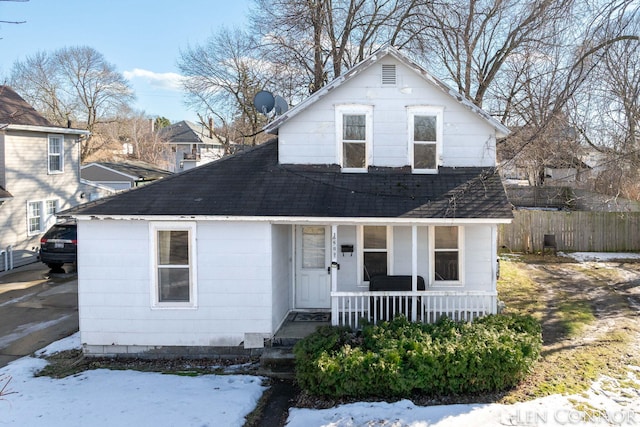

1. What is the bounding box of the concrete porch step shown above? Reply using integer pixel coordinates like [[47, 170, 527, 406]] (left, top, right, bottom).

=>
[[258, 347, 296, 380]]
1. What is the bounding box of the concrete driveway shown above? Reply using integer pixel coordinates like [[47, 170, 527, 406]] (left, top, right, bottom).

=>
[[0, 262, 78, 368]]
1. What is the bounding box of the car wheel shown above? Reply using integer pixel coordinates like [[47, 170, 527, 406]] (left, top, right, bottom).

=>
[[47, 263, 63, 270]]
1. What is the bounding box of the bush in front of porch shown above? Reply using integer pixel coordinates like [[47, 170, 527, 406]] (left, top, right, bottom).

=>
[[293, 314, 541, 398]]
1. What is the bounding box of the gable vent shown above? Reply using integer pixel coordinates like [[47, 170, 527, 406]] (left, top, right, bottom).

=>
[[381, 64, 396, 85]]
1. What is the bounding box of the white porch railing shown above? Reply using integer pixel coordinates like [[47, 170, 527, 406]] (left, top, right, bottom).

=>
[[331, 291, 498, 329]]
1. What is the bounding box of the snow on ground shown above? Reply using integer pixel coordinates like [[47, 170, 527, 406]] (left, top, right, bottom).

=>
[[3, 336, 640, 427], [3, 250, 640, 427], [0, 333, 266, 427], [560, 252, 640, 262]]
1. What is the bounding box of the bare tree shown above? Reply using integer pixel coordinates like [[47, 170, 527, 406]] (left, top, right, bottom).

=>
[[9, 46, 135, 160], [178, 28, 273, 148], [0, 0, 27, 26], [252, 0, 425, 94]]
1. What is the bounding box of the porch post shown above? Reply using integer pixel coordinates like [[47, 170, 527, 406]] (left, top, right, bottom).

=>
[[411, 225, 418, 321], [331, 224, 339, 325]]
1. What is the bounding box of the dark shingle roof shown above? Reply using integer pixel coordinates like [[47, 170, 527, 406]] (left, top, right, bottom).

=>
[[65, 139, 512, 219], [86, 161, 172, 180], [158, 120, 222, 145], [0, 86, 54, 127]]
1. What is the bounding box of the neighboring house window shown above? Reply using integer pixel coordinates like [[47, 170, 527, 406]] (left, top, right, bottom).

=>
[[336, 105, 373, 172], [27, 199, 60, 235], [48, 135, 64, 173], [27, 202, 42, 234], [150, 222, 197, 308], [408, 107, 443, 173], [431, 226, 463, 285], [46, 200, 58, 216], [362, 226, 389, 283]]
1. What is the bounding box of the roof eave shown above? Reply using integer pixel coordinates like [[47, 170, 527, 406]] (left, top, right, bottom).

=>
[[67, 214, 513, 224], [2, 123, 90, 135]]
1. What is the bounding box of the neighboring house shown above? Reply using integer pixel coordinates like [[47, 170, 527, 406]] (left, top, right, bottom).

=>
[[64, 46, 512, 356], [0, 86, 90, 268], [81, 160, 172, 194], [158, 120, 226, 172]]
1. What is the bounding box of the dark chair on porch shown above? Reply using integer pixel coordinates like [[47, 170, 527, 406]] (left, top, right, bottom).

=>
[[369, 275, 425, 322], [542, 234, 557, 256]]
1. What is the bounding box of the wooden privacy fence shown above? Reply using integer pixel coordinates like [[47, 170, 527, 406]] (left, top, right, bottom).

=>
[[498, 210, 640, 252]]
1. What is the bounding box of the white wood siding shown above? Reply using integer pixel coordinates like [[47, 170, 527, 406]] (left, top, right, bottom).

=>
[[0, 130, 83, 250], [278, 57, 496, 168], [79, 220, 274, 348], [334, 225, 492, 292], [271, 224, 292, 332]]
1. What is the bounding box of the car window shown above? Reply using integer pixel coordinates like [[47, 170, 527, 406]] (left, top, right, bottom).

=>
[[45, 225, 76, 240]]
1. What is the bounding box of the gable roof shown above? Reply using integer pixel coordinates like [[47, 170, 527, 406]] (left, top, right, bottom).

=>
[[264, 45, 510, 137], [82, 160, 172, 181], [64, 139, 512, 221], [0, 86, 54, 127], [158, 120, 223, 145]]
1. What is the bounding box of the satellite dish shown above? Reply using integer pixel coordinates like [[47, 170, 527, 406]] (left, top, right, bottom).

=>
[[253, 90, 275, 115], [274, 95, 289, 115]]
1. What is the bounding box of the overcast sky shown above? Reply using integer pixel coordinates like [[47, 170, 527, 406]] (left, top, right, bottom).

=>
[[0, 0, 251, 123]]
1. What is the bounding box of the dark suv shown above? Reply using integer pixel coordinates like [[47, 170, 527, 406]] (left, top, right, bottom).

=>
[[40, 221, 77, 269]]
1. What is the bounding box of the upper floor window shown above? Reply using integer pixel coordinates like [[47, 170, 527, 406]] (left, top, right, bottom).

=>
[[48, 135, 64, 173], [408, 107, 443, 173], [336, 105, 373, 172], [150, 222, 197, 308]]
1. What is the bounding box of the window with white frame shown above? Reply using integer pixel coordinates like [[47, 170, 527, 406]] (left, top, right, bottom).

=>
[[151, 222, 196, 307], [46, 199, 58, 216], [26, 199, 59, 235], [362, 226, 388, 282], [336, 105, 372, 171], [408, 107, 443, 172], [48, 135, 64, 173], [432, 226, 462, 284], [27, 202, 42, 234]]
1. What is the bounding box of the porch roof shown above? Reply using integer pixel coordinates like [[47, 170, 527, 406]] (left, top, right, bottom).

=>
[[63, 139, 512, 220]]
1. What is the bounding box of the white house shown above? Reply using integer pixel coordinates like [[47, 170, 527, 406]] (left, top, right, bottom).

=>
[[0, 86, 90, 269], [64, 46, 512, 356], [158, 120, 226, 172]]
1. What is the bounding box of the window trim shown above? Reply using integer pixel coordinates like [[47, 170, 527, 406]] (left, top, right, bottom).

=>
[[336, 104, 373, 173], [429, 225, 464, 287], [26, 198, 59, 236], [47, 134, 64, 174], [27, 201, 42, 236], [358, 225, 393, 286], [407, 106, 443, 174], [149, 222, 198, 309]]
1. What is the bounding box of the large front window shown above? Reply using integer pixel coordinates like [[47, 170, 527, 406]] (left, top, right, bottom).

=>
[[432, 226, 462, 284], [337, 105, 372, 172], [151, 223, 196, 307], [408, 107, 443, 173], [48, 135, 63, 173], [363, 226, 388, 282]]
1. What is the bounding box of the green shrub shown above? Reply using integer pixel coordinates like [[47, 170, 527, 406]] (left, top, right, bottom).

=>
[[293, 314, 542, 398]]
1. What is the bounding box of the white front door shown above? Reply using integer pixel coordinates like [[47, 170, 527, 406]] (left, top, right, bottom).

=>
[[295, 225, 330, 309]]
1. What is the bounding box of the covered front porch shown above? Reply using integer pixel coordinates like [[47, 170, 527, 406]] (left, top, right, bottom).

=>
[[273, 220, 501, 332]]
